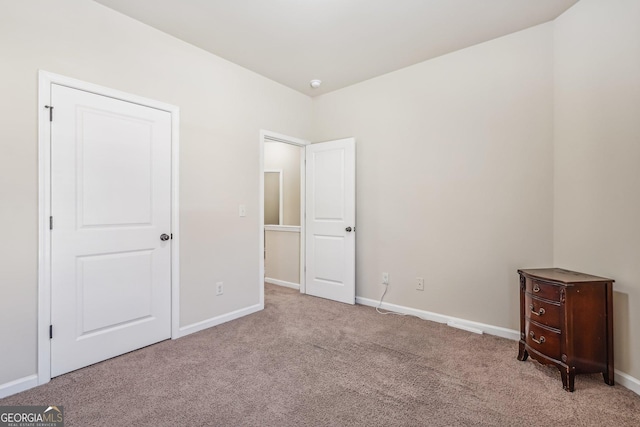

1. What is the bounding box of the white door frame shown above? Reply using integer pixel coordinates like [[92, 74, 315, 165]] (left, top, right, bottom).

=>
[[259, 130, 309, 305], [37, 71, 180, 385]]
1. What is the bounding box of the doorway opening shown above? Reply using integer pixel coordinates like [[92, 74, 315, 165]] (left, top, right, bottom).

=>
[[259, 131, 357, 307], [259, 131, 309, 303]]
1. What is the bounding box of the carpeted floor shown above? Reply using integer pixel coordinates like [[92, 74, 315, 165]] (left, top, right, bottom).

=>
[[2, 284, 639, 426]]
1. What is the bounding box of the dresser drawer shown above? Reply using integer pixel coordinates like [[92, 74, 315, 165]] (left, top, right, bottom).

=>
[[525, 294, 561, 329], [525, 320, 561, 361], [526, 278, 561, 301]]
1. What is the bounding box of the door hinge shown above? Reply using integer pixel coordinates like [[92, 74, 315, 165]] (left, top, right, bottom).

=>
[[171, 233, 173, 240], [49, 216, 53, 230], [45, 105, 54, 122], [49, 325, 53, 339]]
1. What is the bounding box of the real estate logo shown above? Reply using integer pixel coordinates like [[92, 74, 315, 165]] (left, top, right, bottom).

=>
[[0, 406, 63, 427]]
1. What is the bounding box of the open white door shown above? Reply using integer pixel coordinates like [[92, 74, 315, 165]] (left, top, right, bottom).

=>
[[50, 84, 172, 376], [305, 138, 356, 304]]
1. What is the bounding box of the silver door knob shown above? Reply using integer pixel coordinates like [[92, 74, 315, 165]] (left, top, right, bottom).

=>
[[160, 234, 170, 241], [345, 227, 352, 232]]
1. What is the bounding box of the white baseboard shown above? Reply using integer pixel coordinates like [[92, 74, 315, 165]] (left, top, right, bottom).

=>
[[356, 296, 521, 341], [265, 277, 300, 290], [177, 303, 263, 338], [0, 374, 38, 399], [615, 369, 640, 396]]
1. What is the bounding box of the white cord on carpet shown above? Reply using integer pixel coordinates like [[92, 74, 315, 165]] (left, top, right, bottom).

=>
[[375, 283, 408, 316]]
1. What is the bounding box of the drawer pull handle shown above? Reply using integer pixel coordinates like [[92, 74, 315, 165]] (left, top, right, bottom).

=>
[[529, 304, 545, 316], [533, 284, 541, 293], [530, 331, 545, 345]]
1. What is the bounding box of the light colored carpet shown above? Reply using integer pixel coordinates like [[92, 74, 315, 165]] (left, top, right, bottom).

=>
[[2, 284, 639, 426]]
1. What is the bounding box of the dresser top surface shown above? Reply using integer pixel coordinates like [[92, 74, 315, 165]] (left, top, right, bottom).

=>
[[518, 268, 614, 284]]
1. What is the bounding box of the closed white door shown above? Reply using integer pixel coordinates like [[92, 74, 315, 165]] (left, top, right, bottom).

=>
[[305, 138, 356, 304], [50, 84, 172, 376]]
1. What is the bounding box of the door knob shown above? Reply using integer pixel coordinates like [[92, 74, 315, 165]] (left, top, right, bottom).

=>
[[345, 227, 352, 232], [160, 234, 170, 241]]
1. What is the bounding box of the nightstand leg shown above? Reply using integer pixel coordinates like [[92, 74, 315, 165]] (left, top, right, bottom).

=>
[[568, 371, 575, 392], [517, 342, 528, 361], [561, 368, 575, 392]]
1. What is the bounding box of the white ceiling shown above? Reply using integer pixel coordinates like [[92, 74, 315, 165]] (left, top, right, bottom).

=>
[[94, 0, 578, 96]]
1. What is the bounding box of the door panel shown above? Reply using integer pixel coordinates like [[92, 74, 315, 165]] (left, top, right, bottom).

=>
[[305, 138, 355, 304], [79, 107, 154, 226], [313, 236, 345, 284], [78, 250, 153, 334], [312, 149, 345, 220], [50, 84, 172, 376]]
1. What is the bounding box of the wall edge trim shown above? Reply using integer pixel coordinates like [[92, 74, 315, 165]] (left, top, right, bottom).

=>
[[356, 296, 522, 341], [265, 278, 301, 290], [615, 369, 640, 396], [264, 225, 301, 233], [177, 303, 263, 338], [0, 374, 38, 399]]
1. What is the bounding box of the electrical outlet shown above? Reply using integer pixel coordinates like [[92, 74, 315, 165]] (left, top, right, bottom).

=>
[[239, 204, 246, 217], [382, 272, 389, 285], [216, 282, 224, 296], [416, 277, 424, 291]]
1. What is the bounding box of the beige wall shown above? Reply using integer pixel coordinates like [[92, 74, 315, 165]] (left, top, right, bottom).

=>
[[265, 230, 300, 285], [264, 142, 301, 226], [312, 24, 554, 331], [0, 0, 311, 385], [554, 0, 640, 379], [264, 172, 281, 225]]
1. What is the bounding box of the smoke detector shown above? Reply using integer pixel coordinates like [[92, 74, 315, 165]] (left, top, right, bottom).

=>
[[309, 79, 322, 89]]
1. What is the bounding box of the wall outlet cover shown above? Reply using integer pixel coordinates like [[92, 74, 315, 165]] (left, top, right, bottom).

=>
[[382, 272, 389, 285]]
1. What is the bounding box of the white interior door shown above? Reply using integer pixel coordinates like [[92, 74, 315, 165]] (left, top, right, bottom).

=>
[[50, 84, 172, 376], [305, 138, 356, 304]]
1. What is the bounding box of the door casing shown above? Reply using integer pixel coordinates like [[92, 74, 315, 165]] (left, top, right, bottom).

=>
[[37, 71, 180, 385]]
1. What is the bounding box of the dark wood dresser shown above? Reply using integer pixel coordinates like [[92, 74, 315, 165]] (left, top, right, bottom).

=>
[[517, 268, 614, 391]]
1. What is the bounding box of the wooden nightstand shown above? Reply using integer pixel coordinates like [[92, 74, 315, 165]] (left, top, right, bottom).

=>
[[517, 268, 614, 392]]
